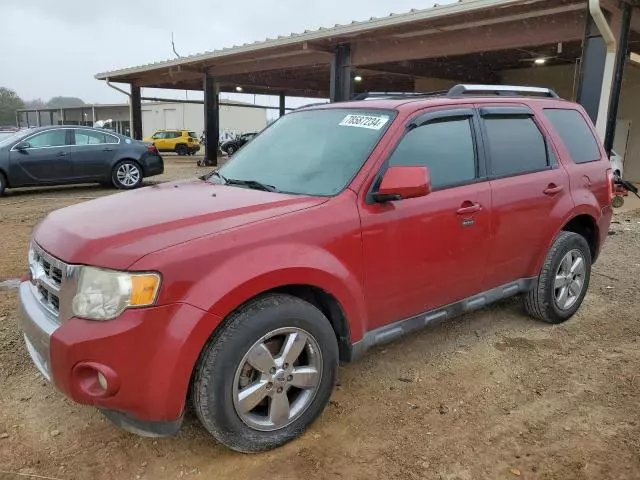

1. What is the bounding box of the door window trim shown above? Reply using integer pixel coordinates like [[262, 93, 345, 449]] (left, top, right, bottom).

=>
[[10, 127, 121, 151], [367, 107, 488, 203], [477, 108, 556, 180], [71, 128, 121, 146], [9, 128, 72, 151]]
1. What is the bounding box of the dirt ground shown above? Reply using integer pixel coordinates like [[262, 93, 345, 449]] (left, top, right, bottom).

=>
[[1, 158, 640, 480]]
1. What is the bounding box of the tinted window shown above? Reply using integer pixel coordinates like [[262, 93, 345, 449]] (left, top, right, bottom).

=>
[[188, 131, 197, 138], [387, 118, 476, 188], [544, 109, 601, 164], [75, 129, 106, 145], [218, 109, 394, 196], [484, 117, 547, 177], [27, 130, 67, 148]]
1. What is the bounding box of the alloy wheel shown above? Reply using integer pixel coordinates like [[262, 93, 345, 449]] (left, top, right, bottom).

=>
[[554, 249, 586, 310], [116, 163, 140, 187], [232, 327, 323, 432]]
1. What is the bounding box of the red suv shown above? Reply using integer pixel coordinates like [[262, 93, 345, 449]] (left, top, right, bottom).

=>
[[18, 85, 614, 452]]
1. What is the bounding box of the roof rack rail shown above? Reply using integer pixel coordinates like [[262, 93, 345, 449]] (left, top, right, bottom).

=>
[[352, 91, 448, 101], [446, 84, 560, 98]]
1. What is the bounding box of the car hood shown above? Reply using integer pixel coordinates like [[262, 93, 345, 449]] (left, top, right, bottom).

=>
[[34, 179, 327, 269]]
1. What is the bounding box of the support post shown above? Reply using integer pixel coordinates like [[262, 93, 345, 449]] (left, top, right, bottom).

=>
[[279, 92, 286, 118], [60, 108, 65, 125], [203, 73, 220, 167], [49, 111, 54, 126], [330, 44, 352, 102], [15, 111, 19, 127], [576, 7, 614, 136], [92, 106, 97, 125], [604, 2, 632, 156], [130, 85, 143, 140], [36, 110, 41, 127]]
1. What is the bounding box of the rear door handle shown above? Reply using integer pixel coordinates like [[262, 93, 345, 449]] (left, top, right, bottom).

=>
[[102, 148, 114, 152], [543, 184, 564, 195], [57, 152, 68, 157], [457, 201, 483, 215]]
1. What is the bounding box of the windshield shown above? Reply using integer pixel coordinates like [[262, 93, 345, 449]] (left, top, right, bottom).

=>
[[0, 129, 31, 146], [217, 109, 394, 196]]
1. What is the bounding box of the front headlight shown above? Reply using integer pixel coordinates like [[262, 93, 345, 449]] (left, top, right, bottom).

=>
[[72, 267, 161, 321]]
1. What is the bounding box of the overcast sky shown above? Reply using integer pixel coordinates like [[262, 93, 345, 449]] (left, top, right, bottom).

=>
[[0, 0, 452, 108]]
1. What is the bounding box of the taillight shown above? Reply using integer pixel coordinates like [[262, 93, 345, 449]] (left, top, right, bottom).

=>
[[147, 144, 158, 154], [607, 168, 615, 201]]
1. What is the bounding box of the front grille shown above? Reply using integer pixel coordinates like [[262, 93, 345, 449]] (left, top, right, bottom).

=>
[[29, 243, 68, 319]]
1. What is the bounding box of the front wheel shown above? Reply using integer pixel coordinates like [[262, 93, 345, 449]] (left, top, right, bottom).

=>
[[524, 231, 592, 324], [192, 294, 338, 452], [0, 172, 6, 196], [112, 160, 143, 189]]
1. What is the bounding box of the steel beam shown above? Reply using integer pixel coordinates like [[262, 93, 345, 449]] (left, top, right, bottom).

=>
[[279, 92, 286, 117], [204, 73, 220, 166], [130, 85, 143, 140], [604, 2, 632, 155], [330, 44, 352, 102]]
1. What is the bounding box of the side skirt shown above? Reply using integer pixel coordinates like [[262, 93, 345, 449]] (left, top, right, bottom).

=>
[[350, 278, 536, 361]]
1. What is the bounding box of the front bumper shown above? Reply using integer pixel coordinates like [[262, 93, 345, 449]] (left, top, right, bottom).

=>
[[17, 282, 59, 381], [18, 281, 223, 435]]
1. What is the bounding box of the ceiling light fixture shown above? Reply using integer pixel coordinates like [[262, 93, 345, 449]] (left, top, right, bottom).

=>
[[354, 75, 363, 82], [235, 86, 243, 92], [534, 58, 547, 65]]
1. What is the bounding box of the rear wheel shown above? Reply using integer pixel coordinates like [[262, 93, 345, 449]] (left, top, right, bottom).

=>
[[112, 160, 142, 189], [0, 172, 6, 196], [176, 144, 188, 156], [192, 294, 338, 452], [524, 231, 592, 324]]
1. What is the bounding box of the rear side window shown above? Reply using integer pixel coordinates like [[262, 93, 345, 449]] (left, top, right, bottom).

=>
[[484, 117, 548, 177], [388, 118, 477, 188], [543, 108, 601, 164]]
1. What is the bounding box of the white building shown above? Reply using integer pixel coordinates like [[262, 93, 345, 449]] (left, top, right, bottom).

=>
[[18, 100, 268, 142]]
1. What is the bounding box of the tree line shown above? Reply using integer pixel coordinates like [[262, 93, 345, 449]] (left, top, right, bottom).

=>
[[0, 87, 85, 126]]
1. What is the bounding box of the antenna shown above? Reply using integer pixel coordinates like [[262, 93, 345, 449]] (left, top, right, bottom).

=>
[[171, 32, 181, 58]]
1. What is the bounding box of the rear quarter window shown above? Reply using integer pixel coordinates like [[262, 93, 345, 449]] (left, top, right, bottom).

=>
[[543, 108, 601, 164]]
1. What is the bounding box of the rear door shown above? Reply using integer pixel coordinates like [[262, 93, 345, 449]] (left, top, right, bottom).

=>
[[8, 129, 72, 184], [359, 107, 492, 329], [478, 104, 573, 288], [69, 128, 119, 180]]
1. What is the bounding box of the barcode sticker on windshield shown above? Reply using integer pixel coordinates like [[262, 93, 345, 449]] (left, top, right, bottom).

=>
[[339, 114, 389, 130]]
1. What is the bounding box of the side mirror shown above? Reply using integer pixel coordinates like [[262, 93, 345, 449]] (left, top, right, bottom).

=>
[[373, 166, 431, 202], [15, 141, 31, 151]]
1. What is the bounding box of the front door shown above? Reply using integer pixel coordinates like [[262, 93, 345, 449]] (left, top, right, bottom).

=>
[[9, 129, 72, 185], [359, 107, 492, 330], [477, 105, 573, 288], [69, 128, 119, 180]]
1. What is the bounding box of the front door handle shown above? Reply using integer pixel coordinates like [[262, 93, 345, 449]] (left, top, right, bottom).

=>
[[457, 201, 483, 215], [57, 152, 68, 157], [543, 184, 564, 195], [102, 148, 114, 152]]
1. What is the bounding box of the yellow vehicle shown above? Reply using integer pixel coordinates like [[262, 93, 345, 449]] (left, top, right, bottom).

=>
[[144, 130, 201, 156]]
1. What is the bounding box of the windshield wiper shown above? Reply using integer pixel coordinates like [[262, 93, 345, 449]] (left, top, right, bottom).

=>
[[225, 178, 279, 192], [204, 170, 228, 183]]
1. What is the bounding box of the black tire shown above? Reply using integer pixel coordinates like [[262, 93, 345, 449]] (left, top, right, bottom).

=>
[[192, 294, 339, 453], [111, 160, 143, 190], [176, 144, 188, 156], [0, 171, 6, 196], [524, 231, 592, 324]]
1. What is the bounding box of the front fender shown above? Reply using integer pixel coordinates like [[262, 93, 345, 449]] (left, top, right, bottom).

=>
[[182, 243, 367, 343]]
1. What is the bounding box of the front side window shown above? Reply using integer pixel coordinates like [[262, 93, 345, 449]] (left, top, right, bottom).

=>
[[217, 109, 394, 196], [75, 129, 106, 145], [27, 129, 67, 148], [543, 108, 601, 164], [387, 118, 477, 188], [484, 117, 548, 177]]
